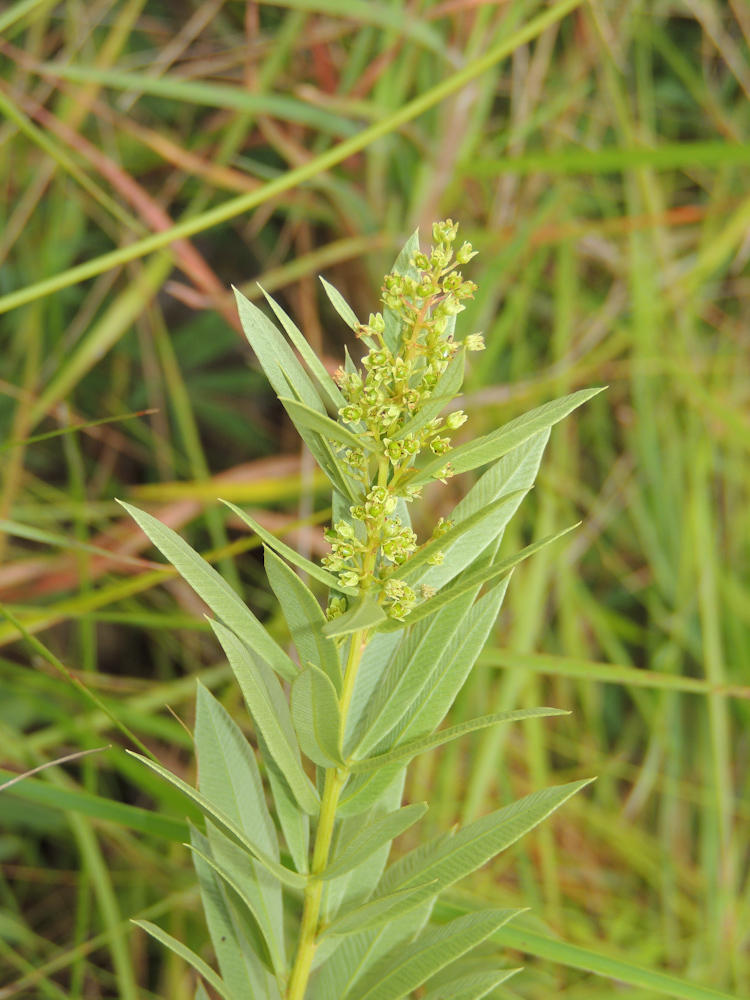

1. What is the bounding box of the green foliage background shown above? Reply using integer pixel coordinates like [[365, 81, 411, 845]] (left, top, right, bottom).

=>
[[0, 1, 749, 998]]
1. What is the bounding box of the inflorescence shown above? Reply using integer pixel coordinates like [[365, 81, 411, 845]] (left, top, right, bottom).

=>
[[324, 220, 483, 622]]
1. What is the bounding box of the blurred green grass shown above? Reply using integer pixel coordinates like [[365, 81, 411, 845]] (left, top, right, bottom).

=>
[[0, 1, 749, 998]]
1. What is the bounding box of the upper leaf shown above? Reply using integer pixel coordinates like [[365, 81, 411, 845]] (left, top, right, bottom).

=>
[[410, 387, 605, 486], [117, 501, 297, 683], [265, 546, 343, 694], [421, 970, 521, 1000], [314, 803, 428, 883], [344, 908, 521, 1000], [291, 664, 345, 769], [322, 593, 388, 638]]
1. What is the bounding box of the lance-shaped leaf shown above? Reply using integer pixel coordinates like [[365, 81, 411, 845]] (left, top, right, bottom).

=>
[[382, 229, 421, 353], [376, 524, 579, 634], [265, 546, 343, 694], [194, 685, 284, 969], [322, 593, 387, 638], [291, 664, 345, 769], [133, 920, 239, 1000], [187, 840, 283, 979], [410, 387, 605, 486], [189, 826, 274, 999], [280, 397, 378, 454], [339, 579, 510, 817], [209, 618, 319, 815], [127, 750, 308, 889], [378, 781, 593, 903], [314, 803, 428, 883], [345, 909, 521, 1000], [391, 350, 465, 441], [421, 970, 521, 1000], [234, 286, 325, 412], [260, 286, 345, 412], [319, 881, 438, 940], [221, 499, 355, 595], [423, 430, 549, 592], [390, 489, 529, 584], [117, 500, 297, 683], [349, 708, 568, 773], [320, 276, 362, 332], [256, 728, 309, 874]]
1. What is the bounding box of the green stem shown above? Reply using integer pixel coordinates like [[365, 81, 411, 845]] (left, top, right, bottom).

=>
[[286, 628, 369, 1000]]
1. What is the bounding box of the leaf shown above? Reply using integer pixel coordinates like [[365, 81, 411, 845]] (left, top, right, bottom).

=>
[[345, 909, 522, 1000], [117, 500, 297, 683], [319, 881, 438, 939], [423, 430, 549, 592], [234, 286, 325, 413], [126, 750, 308, 889], [187, 840, 286, 979], [194, 685, 284, 969], [391, 350, 465, 441], [256, 728, 309, 875], [220, 499, 354, 595], [421, 970, 521, 1000], [411, 387, 605, 486], [322, 593, 387, 638], [280, 397, 377, 454], [391, 488, 529, 584], [376, 524, 579, 633], [350, 708, 568, 773], [209, 618, 319, 816], [320, 276, 362, 332], [397, 578, 511, 743], [132, 920, 238, 1000], [291, 664, 345, 768], [382, 229, 421, 353], [343, 630, 403, 752], [189, 824, 275, 998], [260, 286, 345, 412], [378, 781, 593, 903], [265, 547, 343, 694], [314, 803, 428, 882]]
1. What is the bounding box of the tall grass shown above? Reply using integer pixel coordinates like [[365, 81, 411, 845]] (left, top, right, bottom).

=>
[[0, 2, 749, 998]]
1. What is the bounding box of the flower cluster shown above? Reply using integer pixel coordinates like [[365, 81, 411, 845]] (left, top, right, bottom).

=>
[[324, 220, 480, 621]]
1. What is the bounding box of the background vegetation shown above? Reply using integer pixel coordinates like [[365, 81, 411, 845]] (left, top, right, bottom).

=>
[[1, 1, 749, 998]]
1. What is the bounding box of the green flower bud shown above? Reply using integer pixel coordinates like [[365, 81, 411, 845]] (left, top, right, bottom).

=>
[[446, 410, 467, 430], [465, 333, 485, 351]]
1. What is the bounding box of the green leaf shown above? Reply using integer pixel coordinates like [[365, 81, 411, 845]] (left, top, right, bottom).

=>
[[392, 350, 465, 441], [280, 397, 377, 453], [194, 685, 284, 970], [256, 729, 309, 875], [233, 287, 325, 413], [209, 618, 320, 816], [350, 708, 567, 773], [382, 229, 421, 353], [126, 750, 308, 889], [220, 499, 355, 595], [397, 578, 511, 743], [322, 593, 387, 638], [291, 664, 345, 768], [411, 387, 605, 486], [260, 286, 345, 412], [132, 920, 238, 1000], [315, 803, 428, 882], [346, 909, 521, 1000], [320, 276, 362, 331], [187, 840, 285, 980], [424, 431, 549, 591], [265, 547, 343, 694], [377, 524, 579, 633], [319, 881, 438, 939], [189, 825, 279, 989], [117, 500, 297, 683], [378, 781, 593, 902], [421, 970, 520, 1000], [391, 489, 529, 584]]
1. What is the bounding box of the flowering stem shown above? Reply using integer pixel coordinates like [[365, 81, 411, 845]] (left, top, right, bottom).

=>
[[286, 627, 369, 1000]]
